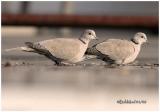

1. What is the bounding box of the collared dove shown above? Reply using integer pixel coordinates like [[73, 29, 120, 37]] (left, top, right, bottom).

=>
[[86, 32, 147, 64], [5, 29, 98, 65]]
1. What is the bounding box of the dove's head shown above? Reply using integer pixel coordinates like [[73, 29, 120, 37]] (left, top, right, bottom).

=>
[[81, 29, 98, 40], [132, 32, 147, 45]]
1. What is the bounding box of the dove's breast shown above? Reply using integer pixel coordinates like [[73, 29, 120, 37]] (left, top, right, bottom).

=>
[[68, 41, 88, 63], [123, 44, 141, 64]]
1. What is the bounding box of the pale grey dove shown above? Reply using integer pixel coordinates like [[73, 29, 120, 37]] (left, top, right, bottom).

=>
[[5, 29, 98, 65], [86, 32, 147, 64]]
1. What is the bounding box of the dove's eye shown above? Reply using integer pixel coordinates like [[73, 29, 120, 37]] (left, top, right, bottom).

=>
[[88, 32, 92, 35], [141, 36, 144, 38]]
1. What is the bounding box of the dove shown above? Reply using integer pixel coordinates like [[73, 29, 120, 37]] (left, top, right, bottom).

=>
[[5, 29, 98, 65], [86, 32, 147, 65]]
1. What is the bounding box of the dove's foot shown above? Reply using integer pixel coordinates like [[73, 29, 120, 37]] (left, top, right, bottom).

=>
[[54, 61, 75, 66]]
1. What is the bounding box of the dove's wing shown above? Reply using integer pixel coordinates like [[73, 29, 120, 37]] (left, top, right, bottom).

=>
[[96, 39, 135, 61], [39, 38, 81, 60]]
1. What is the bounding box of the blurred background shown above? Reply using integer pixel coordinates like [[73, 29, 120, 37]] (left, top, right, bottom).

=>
[[1, 1, 159, 110]]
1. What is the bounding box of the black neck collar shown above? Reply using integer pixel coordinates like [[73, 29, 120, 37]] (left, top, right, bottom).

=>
[[131, 38, 139, 45], [79, 38, 86, 44]]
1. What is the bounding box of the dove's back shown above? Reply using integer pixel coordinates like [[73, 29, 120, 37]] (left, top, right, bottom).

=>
[[96, 39, 137, 63], [39, 38, 88, 62]]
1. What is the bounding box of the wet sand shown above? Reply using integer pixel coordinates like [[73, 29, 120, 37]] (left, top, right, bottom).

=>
[[1, 28, 159, 110]]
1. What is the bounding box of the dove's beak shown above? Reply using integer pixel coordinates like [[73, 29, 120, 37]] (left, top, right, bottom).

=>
[[95, 36, 98, 40], [145, 40, 149, 45], [146, 39, 148, 43]]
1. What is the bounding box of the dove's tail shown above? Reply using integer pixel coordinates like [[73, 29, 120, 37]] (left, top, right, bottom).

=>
[[5, 46, 34, 52]]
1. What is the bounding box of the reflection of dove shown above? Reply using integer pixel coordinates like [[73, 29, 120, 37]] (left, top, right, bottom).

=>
[[86, 32, 147, 64], [5, 29, 98, 65]]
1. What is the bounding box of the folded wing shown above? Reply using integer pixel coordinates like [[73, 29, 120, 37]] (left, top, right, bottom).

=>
[[39, 38, 81, 60], [96, 39, 135, 61]]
